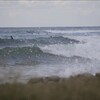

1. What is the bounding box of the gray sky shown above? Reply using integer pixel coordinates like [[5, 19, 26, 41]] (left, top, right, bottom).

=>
[[0, 0, 100, 27]]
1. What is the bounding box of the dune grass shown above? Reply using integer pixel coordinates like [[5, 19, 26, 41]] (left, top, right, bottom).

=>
[[0, 73, 100, 100]]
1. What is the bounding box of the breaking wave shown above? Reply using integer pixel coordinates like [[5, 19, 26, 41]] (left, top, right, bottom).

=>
[[0, 46, 93, 66], [0, 27, 100, 81]]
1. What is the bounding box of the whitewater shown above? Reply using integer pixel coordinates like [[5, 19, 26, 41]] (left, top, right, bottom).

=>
[[0, 27, 100, 82]]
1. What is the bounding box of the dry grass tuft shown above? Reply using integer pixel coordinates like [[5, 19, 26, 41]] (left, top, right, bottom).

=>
[[0, 73, 100, 100]]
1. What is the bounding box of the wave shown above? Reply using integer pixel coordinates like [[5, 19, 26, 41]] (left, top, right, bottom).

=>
[[40, 36, 100, 60], [29, 36, 80, 45], [0, 46, 43, 66], [28, 36, 80, 45], [45, 29, 100, 36], [0, 36, 80, 48], [0, 46, 93, 66]]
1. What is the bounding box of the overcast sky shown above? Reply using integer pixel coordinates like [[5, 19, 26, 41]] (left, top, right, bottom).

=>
[[0, 0, 100, 27]]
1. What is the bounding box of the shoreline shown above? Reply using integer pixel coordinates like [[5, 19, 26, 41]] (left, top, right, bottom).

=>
[[0, 72, 99, 83]]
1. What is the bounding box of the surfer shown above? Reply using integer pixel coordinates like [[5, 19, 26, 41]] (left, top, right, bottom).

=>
[[10, 36, 14, 40]]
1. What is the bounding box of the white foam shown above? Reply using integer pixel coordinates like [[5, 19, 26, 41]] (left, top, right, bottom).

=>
[[40, 36, 100, 60], [45, 29, 100, 35], [1, 61, 100, 82]]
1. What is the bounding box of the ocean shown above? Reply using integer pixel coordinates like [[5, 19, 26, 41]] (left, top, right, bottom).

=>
[[0, 27, 100, 82]]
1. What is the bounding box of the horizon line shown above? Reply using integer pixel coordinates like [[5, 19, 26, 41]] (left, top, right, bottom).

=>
[[0, 26, 100, 28]]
